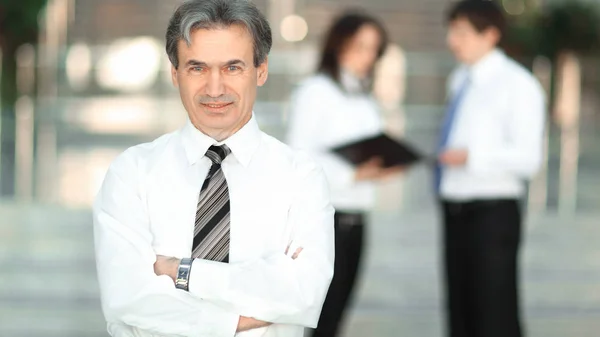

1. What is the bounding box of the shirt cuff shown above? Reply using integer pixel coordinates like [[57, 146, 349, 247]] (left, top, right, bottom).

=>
[[189, 259, 231, 302], [189, 259, 238, 337], [466, 141, 489, 174]]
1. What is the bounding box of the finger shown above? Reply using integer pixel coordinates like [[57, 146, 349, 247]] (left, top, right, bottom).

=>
[[371, 156, 384, 166], [291, 247, 303, 260], [363, 157, 379, 166], [378, 171, 397, 181], [379, 170, 397, 178], [392, 166, 405, 174], [378, 165, 400, 176]]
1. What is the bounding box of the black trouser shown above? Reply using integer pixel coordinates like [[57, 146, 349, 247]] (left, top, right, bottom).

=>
[[441, 199, 523, 337], [311, 212, 365, 337]]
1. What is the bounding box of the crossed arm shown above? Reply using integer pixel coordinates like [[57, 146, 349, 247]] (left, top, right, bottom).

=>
[[93, 153, 334, 336], [152, 245, 304, 332]]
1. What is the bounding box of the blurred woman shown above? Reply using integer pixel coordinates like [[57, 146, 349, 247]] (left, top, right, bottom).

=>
[[286, 11, 398, 337]]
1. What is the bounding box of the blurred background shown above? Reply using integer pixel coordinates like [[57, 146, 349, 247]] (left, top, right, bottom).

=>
[[1, 0, 599, 336]]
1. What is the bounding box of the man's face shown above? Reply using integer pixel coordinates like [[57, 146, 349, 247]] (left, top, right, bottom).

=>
[[171, 24, 268, 140], [446, 17, 499, 65]]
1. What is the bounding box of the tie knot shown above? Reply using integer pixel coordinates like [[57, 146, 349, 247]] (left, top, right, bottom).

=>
[[205, 145, 231, 165]]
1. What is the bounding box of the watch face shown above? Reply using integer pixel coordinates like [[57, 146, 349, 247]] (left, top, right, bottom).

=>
[[174, 259, 192, 290]]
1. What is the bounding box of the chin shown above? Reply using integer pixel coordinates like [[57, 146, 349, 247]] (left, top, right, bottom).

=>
[[449, 49, 465, 62], [451, 51, 464, 62], [201, 115, 234, 128]]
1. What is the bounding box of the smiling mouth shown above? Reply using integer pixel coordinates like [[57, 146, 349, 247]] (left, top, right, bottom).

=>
[[201, 102, 233, 112]]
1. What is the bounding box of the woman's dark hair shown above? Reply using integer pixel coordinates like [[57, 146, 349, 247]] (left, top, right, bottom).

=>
[[317, 10, 388, 88]]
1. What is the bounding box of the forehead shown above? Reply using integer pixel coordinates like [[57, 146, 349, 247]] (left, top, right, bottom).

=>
[[178, 24, 254, 63], [352, 24, 380, 42], [449, 17, 478, 32]]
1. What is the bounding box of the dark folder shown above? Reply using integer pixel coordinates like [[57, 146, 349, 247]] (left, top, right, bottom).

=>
[[331, 133, 422, 168]]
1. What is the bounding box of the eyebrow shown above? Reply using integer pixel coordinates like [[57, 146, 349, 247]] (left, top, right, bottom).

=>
[[184, 59, 247, 68], [224, 59, 246, 67]]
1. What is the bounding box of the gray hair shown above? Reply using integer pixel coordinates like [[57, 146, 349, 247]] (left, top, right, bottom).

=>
[[166, 0, 272, 69]]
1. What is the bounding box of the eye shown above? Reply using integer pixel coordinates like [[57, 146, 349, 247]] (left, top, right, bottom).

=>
[[190, 66, 204, 73], [226, 65, 242, 73]]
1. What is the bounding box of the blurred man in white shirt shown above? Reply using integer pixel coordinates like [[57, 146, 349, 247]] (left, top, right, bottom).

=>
[[436, 1, 545, 337], [93, 1, 334, 336]]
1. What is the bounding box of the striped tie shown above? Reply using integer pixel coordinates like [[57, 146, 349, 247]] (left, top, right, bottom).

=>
[[192, 145, 231, 263]]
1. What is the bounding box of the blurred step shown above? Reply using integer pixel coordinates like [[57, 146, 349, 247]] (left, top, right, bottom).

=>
[[0, 306, 106, 336], [0, 268, 99, 300], [0, 238, 93, 260]]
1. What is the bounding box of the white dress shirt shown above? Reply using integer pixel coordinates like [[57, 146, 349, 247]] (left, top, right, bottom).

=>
[[286, 73, 384, 211], [93, 114, 334, 337], [441, 49, 546, 201]]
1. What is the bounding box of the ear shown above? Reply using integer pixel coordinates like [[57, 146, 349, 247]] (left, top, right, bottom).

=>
[[256, 57, 269, 87], [171, 64, 179, 88], [484, 27, 501, 47]]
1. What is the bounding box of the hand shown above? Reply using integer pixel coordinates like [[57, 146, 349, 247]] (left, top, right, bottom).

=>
[[438, 149, 468, 167], [354, 157, 384, 181], [154, 255, 181, 283], [355, 157, 405, 181], [237, 316, 272, 332], [377, 165, 405, 181]]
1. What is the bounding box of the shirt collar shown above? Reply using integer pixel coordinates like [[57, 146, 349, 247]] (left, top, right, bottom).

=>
[[467, 48, 505, 84], [339, 68, 369, 94], [181, 113, 261, 167]]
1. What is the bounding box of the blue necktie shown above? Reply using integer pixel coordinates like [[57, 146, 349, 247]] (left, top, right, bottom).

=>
[[435, 77, 470, 192]]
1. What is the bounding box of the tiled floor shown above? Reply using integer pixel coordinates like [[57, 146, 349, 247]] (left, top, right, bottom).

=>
[[343, 210, 600, 337], [0, 197, 599, 337]]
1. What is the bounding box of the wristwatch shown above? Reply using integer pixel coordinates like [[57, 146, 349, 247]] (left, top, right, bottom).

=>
[[175, 257, 194, 291]]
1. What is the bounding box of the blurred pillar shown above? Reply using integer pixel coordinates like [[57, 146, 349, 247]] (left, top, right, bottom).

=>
[[36, 0, 69, 202], [0, 43, 18, 198], [374, 44, 407, 135], [528, 55, 551, 213], [15, 44, 36, 201], [554, 51, 581, 217], [268, 0, 296, 47], [0, 51, 4, 189], [0, 50, 2, 111], [15, 97, 35, 202], [373, 44, 408, 211], [268, 0, 300, 128]]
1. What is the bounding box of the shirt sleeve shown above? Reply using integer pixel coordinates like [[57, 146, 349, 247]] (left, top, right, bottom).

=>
[[466, 77, 546, 178], [286, 81, 356, 189], [93, 149, 239, 337], [187, 152, 335, 328]]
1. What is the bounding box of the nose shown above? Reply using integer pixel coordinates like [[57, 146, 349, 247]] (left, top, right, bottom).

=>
[[446, 31, 460, 51], [205, 70, 225, 98]]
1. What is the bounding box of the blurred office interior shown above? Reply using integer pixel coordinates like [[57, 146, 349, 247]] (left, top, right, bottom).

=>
[[0, 0, 599, 336]]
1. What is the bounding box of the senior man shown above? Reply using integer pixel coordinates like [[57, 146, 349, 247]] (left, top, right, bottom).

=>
[[93, 1, 334, 336]]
